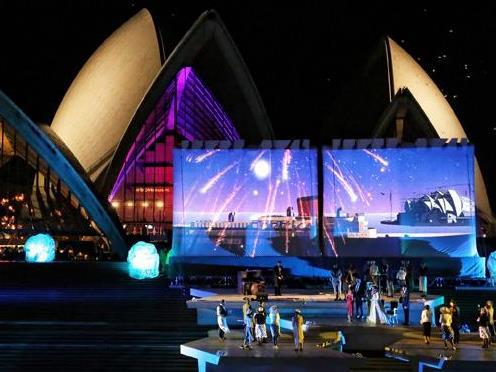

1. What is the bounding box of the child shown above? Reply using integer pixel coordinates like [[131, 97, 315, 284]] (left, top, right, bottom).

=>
[[346, 288, 354, 322], [478, 306, 491, 349], [420, 304, 432, 344]]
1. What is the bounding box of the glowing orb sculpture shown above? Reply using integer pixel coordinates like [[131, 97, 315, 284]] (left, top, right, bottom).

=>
[[253, 159, 270, 180], [127, 241, 159, 279], [488, 251, 496, 279], [24, 234, 56, 263]]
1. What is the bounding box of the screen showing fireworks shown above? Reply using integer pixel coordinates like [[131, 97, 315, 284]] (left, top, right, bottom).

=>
[[323, 146, 477, 258], [173, 149, 320, 256]]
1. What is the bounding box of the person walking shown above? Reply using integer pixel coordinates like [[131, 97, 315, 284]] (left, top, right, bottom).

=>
[[420, 304, 432, 344], [292, 309, 305, 351], [269, 305, 281, 349], [449, 299, 461, 345], [478, 306, 491, 349], [439, 306, 456, 351], [216, 299, 230, 341]]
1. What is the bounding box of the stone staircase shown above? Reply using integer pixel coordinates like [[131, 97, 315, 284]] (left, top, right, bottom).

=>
[[0, 262, 208, 371]]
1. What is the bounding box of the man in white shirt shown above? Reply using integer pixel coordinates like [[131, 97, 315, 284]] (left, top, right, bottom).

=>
[[216, 299, 230, 341]]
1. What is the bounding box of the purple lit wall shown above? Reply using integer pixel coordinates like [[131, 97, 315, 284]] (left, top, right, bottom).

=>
[[109, 67, 240, 236]]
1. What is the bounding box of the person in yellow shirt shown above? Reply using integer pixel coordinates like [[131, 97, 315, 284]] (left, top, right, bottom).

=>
[[292, 309, 304, 351], [439, 306, 455, 350]]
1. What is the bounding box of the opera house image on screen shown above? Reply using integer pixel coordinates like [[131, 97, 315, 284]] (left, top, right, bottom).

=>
[[0, 9, 493, 272]]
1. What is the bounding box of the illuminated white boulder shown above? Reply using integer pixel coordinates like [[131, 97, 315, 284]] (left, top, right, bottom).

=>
[[24, 234, 56, 263], [127, 241, 159, 279]]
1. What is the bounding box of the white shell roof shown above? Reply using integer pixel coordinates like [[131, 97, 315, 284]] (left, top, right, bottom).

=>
[[50, 9, 161, 180]]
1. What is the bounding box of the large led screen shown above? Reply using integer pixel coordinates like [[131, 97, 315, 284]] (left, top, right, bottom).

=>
[[323, 146, 477, 258], [173, 149, 320, 256]]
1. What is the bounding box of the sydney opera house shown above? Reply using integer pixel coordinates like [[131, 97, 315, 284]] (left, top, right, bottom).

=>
[[0, 8, 493, 261], [2, 8, 496, 371]]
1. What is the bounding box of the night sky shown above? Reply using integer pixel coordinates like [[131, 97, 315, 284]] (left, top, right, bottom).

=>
[[0, 1, 494, 208]]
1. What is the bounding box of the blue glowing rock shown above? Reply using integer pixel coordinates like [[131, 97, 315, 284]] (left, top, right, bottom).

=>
[[488, 251, 496, 279], [24, 233, 56, 263], [127, 241, 159, 279]]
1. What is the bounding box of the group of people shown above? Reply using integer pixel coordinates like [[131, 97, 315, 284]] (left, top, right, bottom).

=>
[[217, 297, 305, 351], [330, 263, 411, 325], [419, 299, 495, 350], [329, 261, 423, 302]]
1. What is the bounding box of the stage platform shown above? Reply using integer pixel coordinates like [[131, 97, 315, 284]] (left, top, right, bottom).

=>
[[186, 288, 444, 327], [181, 325, 496, 371], [385, 331, 496, 370], [181, 329, 364, 372]]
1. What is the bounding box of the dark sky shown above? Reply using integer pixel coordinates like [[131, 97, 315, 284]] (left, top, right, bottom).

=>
[[0, 1, 495, 207]]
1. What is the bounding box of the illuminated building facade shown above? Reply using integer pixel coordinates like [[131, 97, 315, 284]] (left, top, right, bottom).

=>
[[107, 67, 241, 239], [0, 8, 493, 261], [0, 9, 273, 257]]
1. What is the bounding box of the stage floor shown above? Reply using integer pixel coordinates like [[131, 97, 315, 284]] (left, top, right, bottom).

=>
[[386, 332, 496, 364], [189, 288, 435, 303], [181, 326, 496, 371], [187, 288, 444, 327], [181, 330, 364, 372]]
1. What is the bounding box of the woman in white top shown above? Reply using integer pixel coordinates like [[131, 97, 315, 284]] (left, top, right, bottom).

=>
[[420, 304, 432, 344], [366, 286, 389, 325]]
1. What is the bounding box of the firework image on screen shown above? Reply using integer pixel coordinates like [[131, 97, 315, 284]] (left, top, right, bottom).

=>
[[323, 146, 477, 258], [173, 149, 319, 256]]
